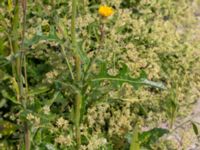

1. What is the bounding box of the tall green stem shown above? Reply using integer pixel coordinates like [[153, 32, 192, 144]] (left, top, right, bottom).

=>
[[21, 0, 30, 149], [11, 0, 20, 81], [71, 0, 82, 148], [11, 0, 30, 150], [12, 0, 30, 149]]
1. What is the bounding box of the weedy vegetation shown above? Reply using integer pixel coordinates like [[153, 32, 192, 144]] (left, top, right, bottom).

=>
[[0, 0, 200, 150]]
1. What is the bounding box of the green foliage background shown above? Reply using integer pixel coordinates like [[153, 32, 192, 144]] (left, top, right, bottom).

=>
[[0, 0, 200, 149]]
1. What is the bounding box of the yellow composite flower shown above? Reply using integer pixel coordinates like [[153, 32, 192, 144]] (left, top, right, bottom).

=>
[[98, 5, 114, 17]]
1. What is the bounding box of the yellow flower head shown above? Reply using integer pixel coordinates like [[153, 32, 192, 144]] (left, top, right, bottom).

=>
[[98, 5, 114, 17]]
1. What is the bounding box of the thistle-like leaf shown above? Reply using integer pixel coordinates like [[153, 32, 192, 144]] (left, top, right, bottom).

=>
[[139, 128, 169, 147], [90, 61, 165, 89]]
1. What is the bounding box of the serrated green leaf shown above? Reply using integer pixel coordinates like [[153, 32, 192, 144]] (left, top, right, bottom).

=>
[[139, 128, 169, 147], [24, 26, 61, 47], [91, 61, 165, 89]]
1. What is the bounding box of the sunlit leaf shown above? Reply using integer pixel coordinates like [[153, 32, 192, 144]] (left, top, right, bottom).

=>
[[90, 61, 165, 89]]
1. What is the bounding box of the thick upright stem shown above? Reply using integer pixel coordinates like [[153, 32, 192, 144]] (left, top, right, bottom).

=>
[[12, 1, 30, 150], [71, 0, 82, 148], [21, 0, 30, 149]]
